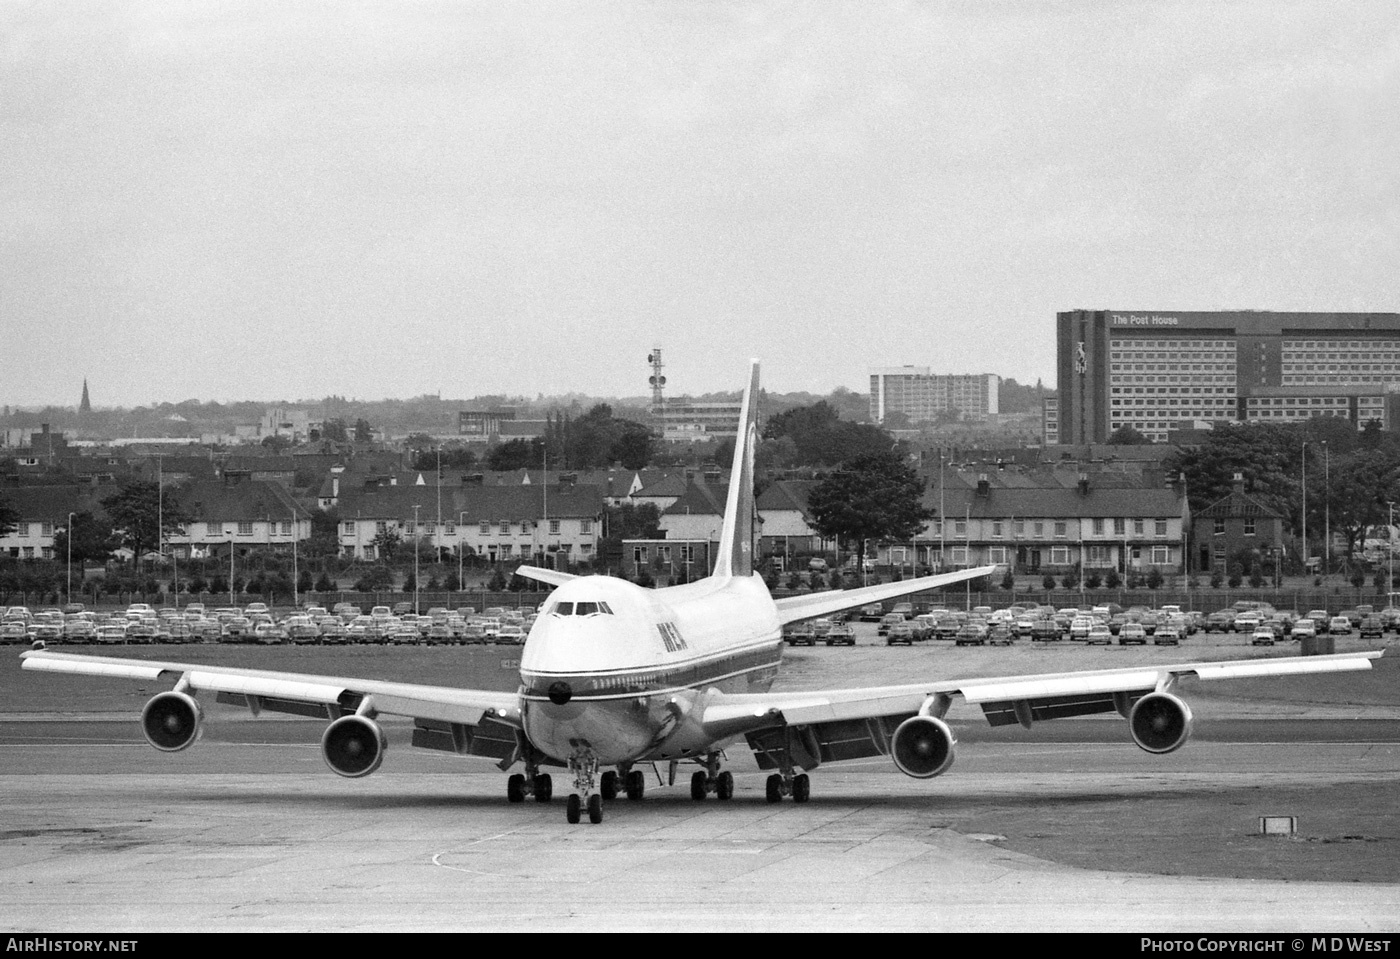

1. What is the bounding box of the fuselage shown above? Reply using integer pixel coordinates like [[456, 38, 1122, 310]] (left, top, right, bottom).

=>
[[518, 573, 783, 766]]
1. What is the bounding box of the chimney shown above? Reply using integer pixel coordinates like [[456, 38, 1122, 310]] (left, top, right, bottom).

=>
[[1232, 472, 1246, 494], [1077, 472, 1090, 496], [332, 477, 339, 498], [976, 474, 990, 497]]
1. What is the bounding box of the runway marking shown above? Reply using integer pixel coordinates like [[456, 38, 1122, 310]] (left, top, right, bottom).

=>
[[432, 827, 530, 878]]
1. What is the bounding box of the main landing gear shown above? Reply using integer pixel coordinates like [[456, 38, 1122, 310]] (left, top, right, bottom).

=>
[[600, 767, 646, 802], [505, 765, 554, 804], [764, 771, 811, 804], [688, 752, 734, 801]]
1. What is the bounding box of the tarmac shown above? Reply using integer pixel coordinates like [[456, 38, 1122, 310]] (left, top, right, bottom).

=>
[[2, 634, 1398, 932]]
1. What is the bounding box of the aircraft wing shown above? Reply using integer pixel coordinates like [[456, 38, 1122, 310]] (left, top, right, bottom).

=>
[[772, 564, 1000, 626], [698, 650, 1383, 766], [512, 565, 577, 588], [20, 649, 527, 763]]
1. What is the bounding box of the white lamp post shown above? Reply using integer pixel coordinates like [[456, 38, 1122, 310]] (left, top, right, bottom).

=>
[[1323, 440, 1330, 579], [1301, 441, 1308, 575], [66, 511, 76, 604], [413, 504, 421, 615], [459, 509, 470, 601]]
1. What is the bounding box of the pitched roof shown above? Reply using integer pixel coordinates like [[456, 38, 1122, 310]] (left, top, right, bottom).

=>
[[335, 483, 605, 522], [177, 479, 303, 523], [928, 485, 1186, 520], [1196, 489, 1282, 519], [662, 482, 728, 517]]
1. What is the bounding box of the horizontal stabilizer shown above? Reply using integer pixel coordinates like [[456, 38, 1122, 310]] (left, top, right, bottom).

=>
[[512, 565, 577, 587], [774, 565, 1000, 626]]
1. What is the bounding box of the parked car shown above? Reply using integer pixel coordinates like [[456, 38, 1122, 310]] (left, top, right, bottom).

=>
[[886, 622, 917, 646], [497, 624, 526, 645], [1291, 619, 1316, 640], [1118, 622, 1148, 646], [825, 623, 856, 646], [1328, 616, 1353, 636], [1359, 615, 1385, 639], [1153, 626, 1182, 646], [1031, 619, 1063, 642], [987, 624, 1015, 646], [1251, 626, 1276, 646], [954, 622, 986, 646], [1086, 624, 1113, 645], [877, 613, 906, 636]]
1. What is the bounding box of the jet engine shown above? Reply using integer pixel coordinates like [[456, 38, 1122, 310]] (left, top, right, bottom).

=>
[[141, 691, 203, 752], [1129, 692, 1193, 754], [890, 715, 957, 779], [322, 714, 387, 778]]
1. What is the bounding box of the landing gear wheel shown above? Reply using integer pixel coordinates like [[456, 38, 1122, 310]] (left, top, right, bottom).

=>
[[587, 793, 603, 824], [690, 770, 708, 800], [625, 769, 645, 801], [716, 770, 734, 800], [507, 773, 525, 803], [533, 773, 552, 803], [792, 773, 810, 804], [566, 794, 582, 824], [600, 770, 618, 801], [765, 774, 782, 804]]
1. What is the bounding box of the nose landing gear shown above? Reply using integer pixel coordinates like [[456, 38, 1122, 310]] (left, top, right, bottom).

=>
[[565, 754, 603, 824]]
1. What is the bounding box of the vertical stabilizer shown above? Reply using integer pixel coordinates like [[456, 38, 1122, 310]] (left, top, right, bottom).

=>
[[711, 362, 761, 580]]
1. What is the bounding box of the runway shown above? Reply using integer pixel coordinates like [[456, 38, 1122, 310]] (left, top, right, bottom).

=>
[[2, 722, 1398, 932]]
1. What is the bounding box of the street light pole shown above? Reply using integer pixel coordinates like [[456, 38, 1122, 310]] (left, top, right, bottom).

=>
[[1301, 441, 1308, 576], [1389, 501, 1395, 600], [66, 511, 75, 605], [413, 504, 421, 616], [1323, 440, 1330, 579], [459, 509, 470, 601]]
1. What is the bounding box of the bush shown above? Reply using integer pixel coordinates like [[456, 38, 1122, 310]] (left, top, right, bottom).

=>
[[1104, 569, 1121, 589], [1146, 568, 1164, 589], [1084, 571, 1102, 589], [1061, 571, 1079, 590], [1210, 570, 1223, 589], [1042, 574, 1056, 590], [315, 572, 335, 592], [634, 568, 655, 588], [1000, 568, 1015, 591], [1249, 566, 1264, 588]]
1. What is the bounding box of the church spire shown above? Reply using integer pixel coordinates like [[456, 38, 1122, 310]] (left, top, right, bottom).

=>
[[79, 379, 91, 413]]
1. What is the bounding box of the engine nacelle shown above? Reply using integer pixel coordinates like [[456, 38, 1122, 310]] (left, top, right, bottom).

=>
[[1129, 692, 1194, 754], [322, 714, 387, 778], [890, 715, 957, 779], [141, 691, 203, 752]]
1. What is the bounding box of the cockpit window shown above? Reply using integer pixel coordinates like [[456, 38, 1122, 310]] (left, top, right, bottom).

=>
[[550, 601, 614, 617]]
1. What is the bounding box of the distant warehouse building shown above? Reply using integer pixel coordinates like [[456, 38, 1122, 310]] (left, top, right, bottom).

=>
[[869, 367, 999, 424], [1056, 309, 1400, 444]]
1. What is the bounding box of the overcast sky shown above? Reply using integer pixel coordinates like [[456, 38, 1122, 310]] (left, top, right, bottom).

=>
[[3, 1, 1396, 409]]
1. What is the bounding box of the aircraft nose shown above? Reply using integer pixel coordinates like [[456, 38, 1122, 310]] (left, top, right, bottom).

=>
[[548, 681, 573, 705]]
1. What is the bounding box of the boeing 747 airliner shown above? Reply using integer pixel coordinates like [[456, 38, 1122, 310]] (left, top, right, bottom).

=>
[[21, 363, 1381, 824]]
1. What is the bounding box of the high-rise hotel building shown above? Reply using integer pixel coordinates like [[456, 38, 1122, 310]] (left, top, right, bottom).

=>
[[869, 368, 1000, 424], [1056, 310, 1400, 444]]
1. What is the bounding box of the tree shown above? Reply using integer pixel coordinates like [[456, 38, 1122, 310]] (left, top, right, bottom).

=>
[[486, 438, 545, 471], [261, 434, 293, 453], [1107, 426, 1152, 445], [100, 480, 192, 565], [0, 493, 17, 539], [305, 508, 342, 559], [320, 418, 349, 443], [763, 401, 896, 467], [51, 512, 121, 566], [807, 452, 933, 570], [369, 528, 402, 562], [354, 418, 374, 443]]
